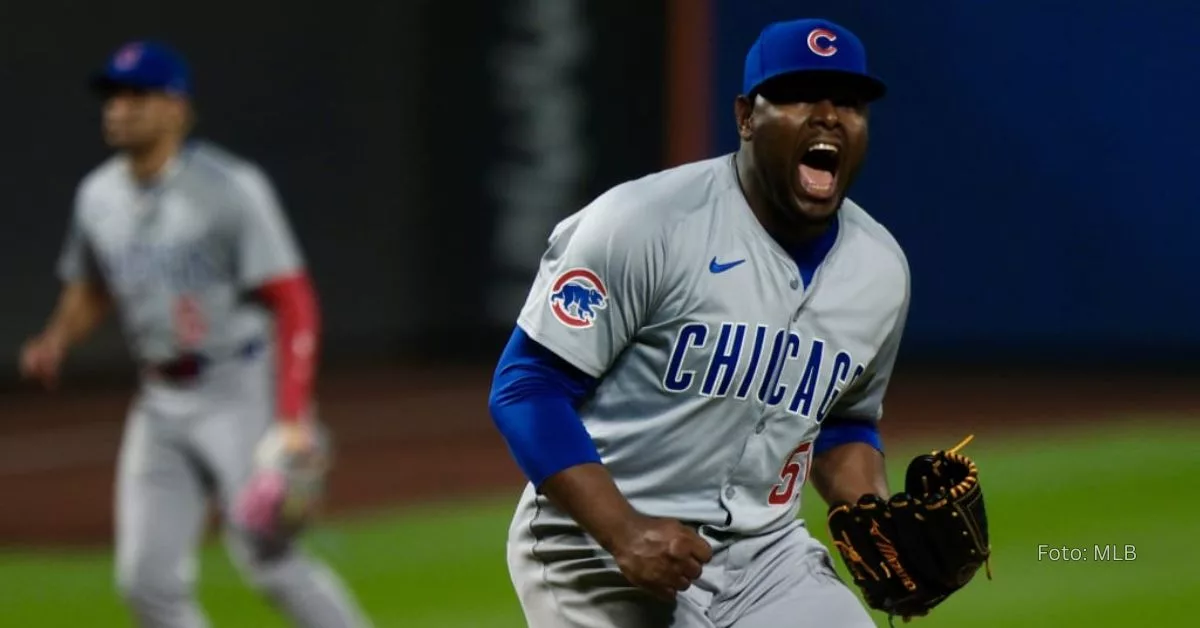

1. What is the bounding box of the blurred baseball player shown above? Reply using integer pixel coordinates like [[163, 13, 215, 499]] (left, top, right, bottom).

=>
[[488, 18, 915, 627], [19, 41, 370, 628]]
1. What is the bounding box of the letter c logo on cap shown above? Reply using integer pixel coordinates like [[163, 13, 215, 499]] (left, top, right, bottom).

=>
[[807, 28, 838, 57]]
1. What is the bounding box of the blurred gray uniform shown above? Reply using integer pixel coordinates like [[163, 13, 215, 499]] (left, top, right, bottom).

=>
[[58, 140, 368, 628], [507, 155, 909, 627]]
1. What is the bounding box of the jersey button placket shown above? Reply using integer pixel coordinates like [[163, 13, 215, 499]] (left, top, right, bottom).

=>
[[790, 272, 803, 321]]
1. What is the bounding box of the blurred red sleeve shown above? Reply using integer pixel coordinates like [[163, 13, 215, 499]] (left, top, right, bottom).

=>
[[256, 273, 319, 423]]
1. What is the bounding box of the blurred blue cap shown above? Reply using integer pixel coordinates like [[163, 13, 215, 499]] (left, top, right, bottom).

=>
[[90, 41, 192, 97], [743, 18, 885, 102]]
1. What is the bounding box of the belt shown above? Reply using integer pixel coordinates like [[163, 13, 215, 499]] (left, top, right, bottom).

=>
[[144, 338, 265, 383]]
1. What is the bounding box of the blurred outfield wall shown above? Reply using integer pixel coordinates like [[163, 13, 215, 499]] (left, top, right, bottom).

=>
[[711, 1, 1200, 368], [1, 0, 1195, 389]]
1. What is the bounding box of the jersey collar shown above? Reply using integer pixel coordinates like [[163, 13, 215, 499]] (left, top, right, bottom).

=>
[[724, 153, 845, 288]]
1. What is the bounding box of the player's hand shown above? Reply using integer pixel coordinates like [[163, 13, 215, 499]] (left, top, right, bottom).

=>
[[18, 331, 67, 390], [610, 515, 713, 600], [275, 419, 330, 475], [278, 419, 316, 455]]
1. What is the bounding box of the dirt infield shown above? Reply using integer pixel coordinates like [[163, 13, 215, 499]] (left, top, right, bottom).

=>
[[2, 366, 1197, 547]]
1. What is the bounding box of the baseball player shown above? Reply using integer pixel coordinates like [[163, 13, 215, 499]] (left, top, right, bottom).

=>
[[488, 18, 988, 627], [18, 41, 370, 628]]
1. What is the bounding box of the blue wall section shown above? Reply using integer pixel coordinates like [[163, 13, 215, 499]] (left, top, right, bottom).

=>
[[712, 2, 1200, 363]]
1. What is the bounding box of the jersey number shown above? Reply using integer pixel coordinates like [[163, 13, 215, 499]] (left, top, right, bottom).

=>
[[173, 295, 207, 349], [768, 441, 813, 505]]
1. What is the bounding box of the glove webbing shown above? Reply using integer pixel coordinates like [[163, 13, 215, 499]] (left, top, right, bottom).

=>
[[924, 434, 993, 581]]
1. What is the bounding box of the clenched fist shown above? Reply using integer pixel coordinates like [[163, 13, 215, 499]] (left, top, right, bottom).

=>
[[610, 515, 713, 600]]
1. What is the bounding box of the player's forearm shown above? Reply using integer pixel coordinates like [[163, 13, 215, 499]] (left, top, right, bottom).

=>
[[811, 442, 889, 506], [489, 328, 644, 549], [45, 282, 112, 346], [494, 401, 644, 553], [539, 463, 643, 552]]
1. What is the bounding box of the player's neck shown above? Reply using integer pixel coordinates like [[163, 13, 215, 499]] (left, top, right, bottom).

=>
[[733, 149, 831, 247], [127, 135, 184, 184]]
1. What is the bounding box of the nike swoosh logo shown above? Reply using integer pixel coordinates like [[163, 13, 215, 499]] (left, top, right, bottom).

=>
[[709, 257, 746, 274]]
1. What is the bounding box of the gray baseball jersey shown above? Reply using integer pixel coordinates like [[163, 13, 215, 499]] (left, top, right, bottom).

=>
[[517, 154, 909, 536], [57, 140, 303, 364]]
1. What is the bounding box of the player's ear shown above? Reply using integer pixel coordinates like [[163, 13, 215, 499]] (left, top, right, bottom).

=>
[[734, 95, 754, 141]]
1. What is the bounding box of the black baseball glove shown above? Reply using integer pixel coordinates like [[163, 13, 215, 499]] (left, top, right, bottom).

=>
[[826, 435, 991, 624]]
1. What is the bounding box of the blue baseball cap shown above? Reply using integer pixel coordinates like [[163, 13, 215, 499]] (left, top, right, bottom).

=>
[[90, 41, 192, 98], [743, 18, 885, 102]]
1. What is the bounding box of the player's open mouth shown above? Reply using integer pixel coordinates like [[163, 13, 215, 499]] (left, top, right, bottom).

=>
[[797, 142, 840, 201]]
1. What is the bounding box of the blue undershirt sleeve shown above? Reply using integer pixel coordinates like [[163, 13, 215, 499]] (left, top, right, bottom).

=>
[[487, 326, 602, 487], [814, 417, 884, 457]]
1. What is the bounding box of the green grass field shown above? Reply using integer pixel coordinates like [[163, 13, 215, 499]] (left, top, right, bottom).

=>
[[2, 422, 1197, 627]]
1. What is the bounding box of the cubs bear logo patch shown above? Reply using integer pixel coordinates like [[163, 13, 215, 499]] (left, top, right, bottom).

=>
[[548, 268, 608, 329]]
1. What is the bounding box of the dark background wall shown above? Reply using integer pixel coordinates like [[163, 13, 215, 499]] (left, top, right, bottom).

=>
[[0, 0, 1195, 388], [0, 0, 666, 383], [712, 1, 1200, 368]]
